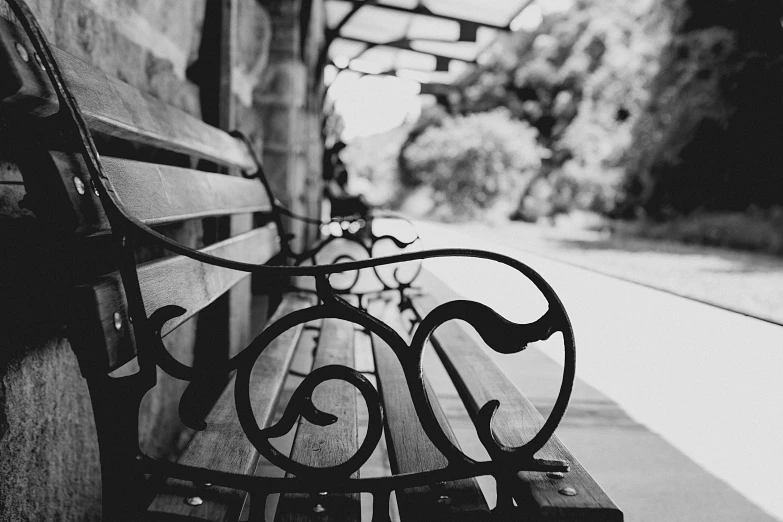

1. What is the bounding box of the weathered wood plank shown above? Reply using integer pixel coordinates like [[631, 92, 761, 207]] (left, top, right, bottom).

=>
[[368, 296, 490, 522], [145, 293, 313, 520], [71, 225, 279, 373], [57, 45, 256, 170], [214, 0, 251, 365], [89, 155, 270, 232], [275, 318, 361, 522], [23, 44, 256, 170], [227, 214, 255, 358], [411, 270, 623, 521]]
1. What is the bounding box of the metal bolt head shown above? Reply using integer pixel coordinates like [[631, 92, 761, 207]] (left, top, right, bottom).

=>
[[547, 472, 565, 479], [14, 42, 29, 62], [113, 312, 122, 331], [73, 176, 86, 195], [312, 503, 326, 513], [559, 487, 577, 497], [185, 496, 203, 506]]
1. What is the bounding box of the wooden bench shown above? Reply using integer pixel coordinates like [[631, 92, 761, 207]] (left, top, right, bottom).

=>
[[1, 3, 623, 521]]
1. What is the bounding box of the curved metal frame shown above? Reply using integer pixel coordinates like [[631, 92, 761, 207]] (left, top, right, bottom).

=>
[[8, 0, 576, 513], [290, 214, 423, 295]]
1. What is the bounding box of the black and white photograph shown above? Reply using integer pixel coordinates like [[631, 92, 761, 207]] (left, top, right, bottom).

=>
[[1, 0, 782, 520]]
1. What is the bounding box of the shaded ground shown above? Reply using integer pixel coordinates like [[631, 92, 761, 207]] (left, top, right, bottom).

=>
[[437, 219, 783, 325]]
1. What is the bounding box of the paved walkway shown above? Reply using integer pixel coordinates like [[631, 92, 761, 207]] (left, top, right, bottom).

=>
[[413, 220, 783, 522], [446, 220, 783, 325]]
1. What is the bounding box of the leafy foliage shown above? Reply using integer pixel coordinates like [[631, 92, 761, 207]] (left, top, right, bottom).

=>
[[401, 109, 542, 220], [406, 0, 783, 224]]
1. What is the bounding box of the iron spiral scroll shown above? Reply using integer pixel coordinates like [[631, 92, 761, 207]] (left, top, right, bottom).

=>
[[146, 251, 576, 495], [289, 212, 424, 295], [8, 0, 575, 503]]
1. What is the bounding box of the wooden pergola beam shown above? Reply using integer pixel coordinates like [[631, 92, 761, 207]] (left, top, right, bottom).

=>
[[328, 0, 511, 32], [335, 35, 477, 64]]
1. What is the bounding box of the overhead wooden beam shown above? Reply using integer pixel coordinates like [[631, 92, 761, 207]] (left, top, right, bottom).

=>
[[418, 82, 452, 95], [328, 0, 366, 40], [336, 35, 477, 64], [328, 0, 511, 31]]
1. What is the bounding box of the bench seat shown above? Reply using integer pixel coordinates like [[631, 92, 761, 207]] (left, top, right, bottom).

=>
[[408, 271, 623, 521], [146, 293, 313, 520], [0, 12, 623, 521]]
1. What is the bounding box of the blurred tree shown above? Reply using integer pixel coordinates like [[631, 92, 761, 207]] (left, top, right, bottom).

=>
[[397, 104, 449, 187], [401, 109, 542, 220], [404, 0, 783, 223]]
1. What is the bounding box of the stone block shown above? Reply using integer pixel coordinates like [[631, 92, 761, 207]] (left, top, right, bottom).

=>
[[0, 337, 102, 521], [2, 0, 205, 116]]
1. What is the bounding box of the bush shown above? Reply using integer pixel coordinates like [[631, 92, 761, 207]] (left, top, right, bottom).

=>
[[397, 104, 449, 187], [401, 109, 542, 220], [630, 208, 783, 255]]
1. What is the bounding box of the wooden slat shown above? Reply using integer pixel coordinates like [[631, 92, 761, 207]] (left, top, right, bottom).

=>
[[275, 318, 361, 522], [64, 154, 271, 233], [411, 270, 623, 521], [72, 225, 279, 373], [104, 156, 270, 227], [45, 45, 256, 170], [146, 293, 313, 520], [368, 297, 490, 522], [227, 214, 256, 358]]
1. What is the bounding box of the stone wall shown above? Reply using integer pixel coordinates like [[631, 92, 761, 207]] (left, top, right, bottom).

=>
[[0, 0, 326, 519], [258, 0, 325, 251]]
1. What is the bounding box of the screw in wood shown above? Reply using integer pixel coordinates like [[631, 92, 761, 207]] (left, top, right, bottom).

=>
[[14, 42, 29, 62], [185, 496, 203, 507], [113, 312, 122, 331], [73, 176, 86, 195], [558, 487, 577, 496], [311, 491, 328, 513], [437, 495, 451, 505]]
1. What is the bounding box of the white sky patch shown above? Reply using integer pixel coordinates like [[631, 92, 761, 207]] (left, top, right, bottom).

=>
[[333, 55, 351, 69], [395, 68, 432, 83], [347, 58, 387, 75], [540, 0, 576, 15], [332, 74, 422, 141], [510, 3, 543, 32]]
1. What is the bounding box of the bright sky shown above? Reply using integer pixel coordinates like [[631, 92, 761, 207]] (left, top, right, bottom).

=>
[[325, 0, 576, 142], [326, 67, 425, 141]]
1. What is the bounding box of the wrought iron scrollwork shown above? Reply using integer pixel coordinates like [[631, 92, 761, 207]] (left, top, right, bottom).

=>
[[291, 213, 423, 294], [142, 255, 574, 490], [8, 0, 576, 504]]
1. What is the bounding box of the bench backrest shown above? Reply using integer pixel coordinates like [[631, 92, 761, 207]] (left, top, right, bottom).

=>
[[2, 16, 279, 375]]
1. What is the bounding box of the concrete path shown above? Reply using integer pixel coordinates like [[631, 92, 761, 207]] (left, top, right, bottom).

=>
[[412, 220, 783, 522]]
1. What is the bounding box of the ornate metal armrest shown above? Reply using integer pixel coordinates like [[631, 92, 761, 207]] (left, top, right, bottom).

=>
[[142, 248, 575, 499], [12, 0, 575, 502]]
